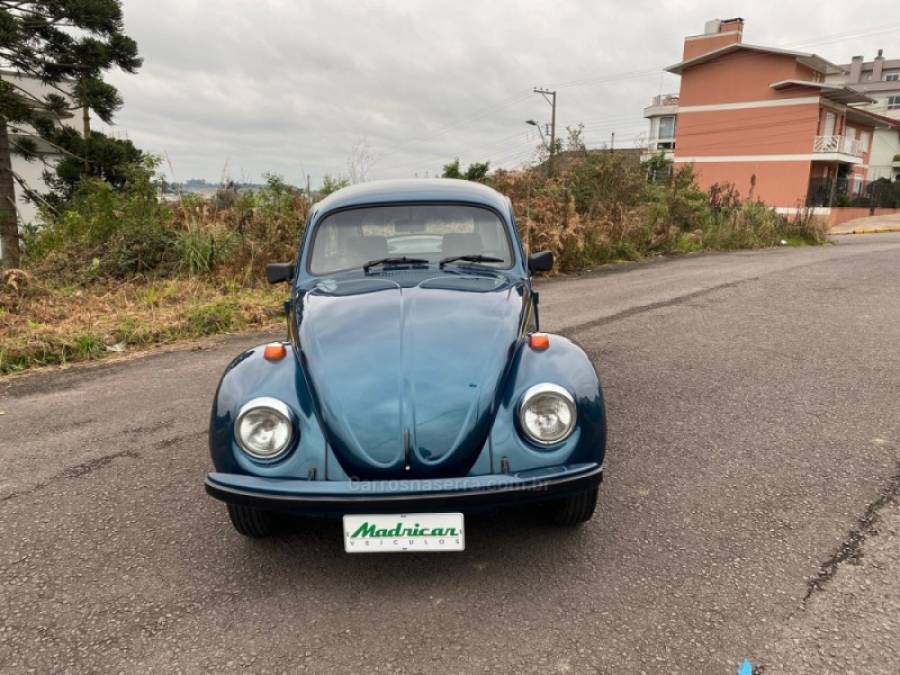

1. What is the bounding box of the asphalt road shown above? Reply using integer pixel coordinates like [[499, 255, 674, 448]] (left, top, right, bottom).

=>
[[2, 234, 900, 674]]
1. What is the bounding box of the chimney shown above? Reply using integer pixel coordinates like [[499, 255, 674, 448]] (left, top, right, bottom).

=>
[[849, 55, 863, 83], [872, 49, 885, 81], [683, 17, 744, 61]]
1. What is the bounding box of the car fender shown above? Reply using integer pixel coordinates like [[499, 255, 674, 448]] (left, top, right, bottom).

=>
[[488, 334, 606, 473], [209, 343, 330, 479]]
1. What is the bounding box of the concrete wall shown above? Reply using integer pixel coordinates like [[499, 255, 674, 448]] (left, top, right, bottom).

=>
[[682, 31, 742, 61], [827, 207, 900, 226], [676, 103, 822, 156], [12, 154, 56, 225], [678, 52, 818, 106], [681, 18, 744, 61], [684, 160, 813, 206]]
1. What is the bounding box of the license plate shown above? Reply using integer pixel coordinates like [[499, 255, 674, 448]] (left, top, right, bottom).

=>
[[343, 513, 465, 553]]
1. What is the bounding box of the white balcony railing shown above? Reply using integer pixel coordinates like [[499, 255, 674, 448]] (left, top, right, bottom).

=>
[[640, 138, 675, 155], [813, 134, 864, 157], [651, 93, 680, 107]]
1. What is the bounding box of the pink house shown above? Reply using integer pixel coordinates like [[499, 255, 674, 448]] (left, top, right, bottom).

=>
[[646, 19, 900, 213]]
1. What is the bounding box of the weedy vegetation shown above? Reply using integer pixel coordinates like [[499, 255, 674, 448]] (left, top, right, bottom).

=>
[[491, 152, 827, 273], [1, 153, 828, 375]]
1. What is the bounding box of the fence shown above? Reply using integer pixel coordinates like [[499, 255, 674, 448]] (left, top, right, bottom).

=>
[[807, 176, 900, 209]]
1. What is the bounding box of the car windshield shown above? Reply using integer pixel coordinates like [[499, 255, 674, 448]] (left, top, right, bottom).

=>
[[308, 204, 515, 275]]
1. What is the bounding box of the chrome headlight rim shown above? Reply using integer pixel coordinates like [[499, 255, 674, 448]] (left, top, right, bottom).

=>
[[234, 396, 295, 461], [518, 383, 577, 446]]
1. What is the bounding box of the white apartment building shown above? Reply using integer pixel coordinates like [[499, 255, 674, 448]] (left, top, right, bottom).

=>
[[641, 93, 678, 163], [0, 70, 80, 259], [826, 50, 900, 181]]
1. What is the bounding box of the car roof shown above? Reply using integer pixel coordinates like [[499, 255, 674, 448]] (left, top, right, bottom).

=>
[[312, 179, 511, 217]]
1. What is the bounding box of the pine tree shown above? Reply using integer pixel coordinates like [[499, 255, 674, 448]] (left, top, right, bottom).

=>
[[0, 0, 141, 268]]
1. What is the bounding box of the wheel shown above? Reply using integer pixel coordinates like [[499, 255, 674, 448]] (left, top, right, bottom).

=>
[[548, 487, 599, 526], [226, 503, 280, 537]]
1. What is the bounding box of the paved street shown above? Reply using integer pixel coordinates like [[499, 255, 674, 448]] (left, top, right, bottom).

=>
[[2, 234, 900, 674]]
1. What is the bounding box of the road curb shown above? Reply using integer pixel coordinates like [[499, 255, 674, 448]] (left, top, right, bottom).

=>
[[830, 226, 900, 236]]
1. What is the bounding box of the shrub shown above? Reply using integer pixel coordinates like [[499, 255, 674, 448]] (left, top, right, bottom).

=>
[[25, 157, 176, 279], [175, 219, 238, 277], [488, 153, 826, 273], [24, 162, 309, 284]]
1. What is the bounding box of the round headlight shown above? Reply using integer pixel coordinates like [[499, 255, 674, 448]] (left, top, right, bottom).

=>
[[518, 384, 576, 446], [234, 397, 294, 460]]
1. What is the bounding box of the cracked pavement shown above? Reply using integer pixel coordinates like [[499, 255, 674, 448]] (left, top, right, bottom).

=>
[[2, 234, 900, 673]]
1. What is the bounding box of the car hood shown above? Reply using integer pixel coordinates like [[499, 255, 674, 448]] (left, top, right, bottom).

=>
[[297, 274, 525, 479]]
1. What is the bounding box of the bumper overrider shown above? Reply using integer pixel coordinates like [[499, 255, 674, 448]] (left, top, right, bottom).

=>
[[205, 462, 602, 514]]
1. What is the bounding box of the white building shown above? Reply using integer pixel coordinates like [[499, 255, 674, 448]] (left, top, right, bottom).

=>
[[825, 50, 899, 182], [0, 70, 80, 259], [641, 93, 678, 163]]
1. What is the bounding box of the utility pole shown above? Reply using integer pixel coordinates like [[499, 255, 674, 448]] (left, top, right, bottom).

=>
[[610, 131, 615, 153], [306, 173, 311, 201], [533, 87, 556, 172]]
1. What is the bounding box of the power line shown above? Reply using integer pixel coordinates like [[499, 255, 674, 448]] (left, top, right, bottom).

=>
[[784, 23, 900, 49], [545, 23, 900, 92], [372, 90, 534, 166], [371, 21, 900, 177], [375, 127, 537, 174]]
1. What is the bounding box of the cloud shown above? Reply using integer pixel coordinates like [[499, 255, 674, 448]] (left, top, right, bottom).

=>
[[104, 0, 898, 187]]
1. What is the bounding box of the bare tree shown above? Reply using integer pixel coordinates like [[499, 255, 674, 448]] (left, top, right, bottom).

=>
[[347, 138, 375, 184], [565, 123, 586, 153]]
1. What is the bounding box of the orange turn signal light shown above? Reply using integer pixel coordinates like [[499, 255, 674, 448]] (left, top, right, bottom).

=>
[[263, 342, 287, 361], [529, 333, 550, 351]]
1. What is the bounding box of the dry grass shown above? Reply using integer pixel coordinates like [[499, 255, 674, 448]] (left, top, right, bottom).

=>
[[3, 158, 829, 376], [0, 273, 286, 375], [490, 162, 829, 273]]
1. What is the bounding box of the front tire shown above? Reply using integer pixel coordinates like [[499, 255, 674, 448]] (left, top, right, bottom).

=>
[[226, 503, 280, 537], [549, 487, 598, 526]]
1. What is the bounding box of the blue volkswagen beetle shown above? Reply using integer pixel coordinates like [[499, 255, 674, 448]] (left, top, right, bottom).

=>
[[205, 179, 607, 550]]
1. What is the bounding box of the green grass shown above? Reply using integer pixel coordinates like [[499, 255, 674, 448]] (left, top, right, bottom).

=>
[[183, 299, 245, 334]]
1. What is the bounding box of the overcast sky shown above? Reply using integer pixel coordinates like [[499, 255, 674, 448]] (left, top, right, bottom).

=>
[[103, 0, 899, 188]]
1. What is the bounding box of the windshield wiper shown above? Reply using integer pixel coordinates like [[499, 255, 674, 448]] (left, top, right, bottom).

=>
[[362, 256, 429, 274], [438, 254, 504, 269]]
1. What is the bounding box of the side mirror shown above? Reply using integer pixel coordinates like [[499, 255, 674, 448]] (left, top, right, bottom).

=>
[[266, 262, 295, 284], [527, 250, 553, 274]]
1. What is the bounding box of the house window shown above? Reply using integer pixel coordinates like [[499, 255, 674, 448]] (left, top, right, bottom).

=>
[[886, 73, 900, 82], [859, 131, 870, 153], [888, 96, 900, 110], [658, 115, 676, 140]]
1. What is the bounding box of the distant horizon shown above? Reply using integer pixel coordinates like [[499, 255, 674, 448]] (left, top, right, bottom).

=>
[[173, 144, 646, 187]]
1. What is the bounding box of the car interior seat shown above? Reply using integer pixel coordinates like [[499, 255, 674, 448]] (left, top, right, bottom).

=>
[[345, 236, 389, 263], [441, 232, 484, 258]]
